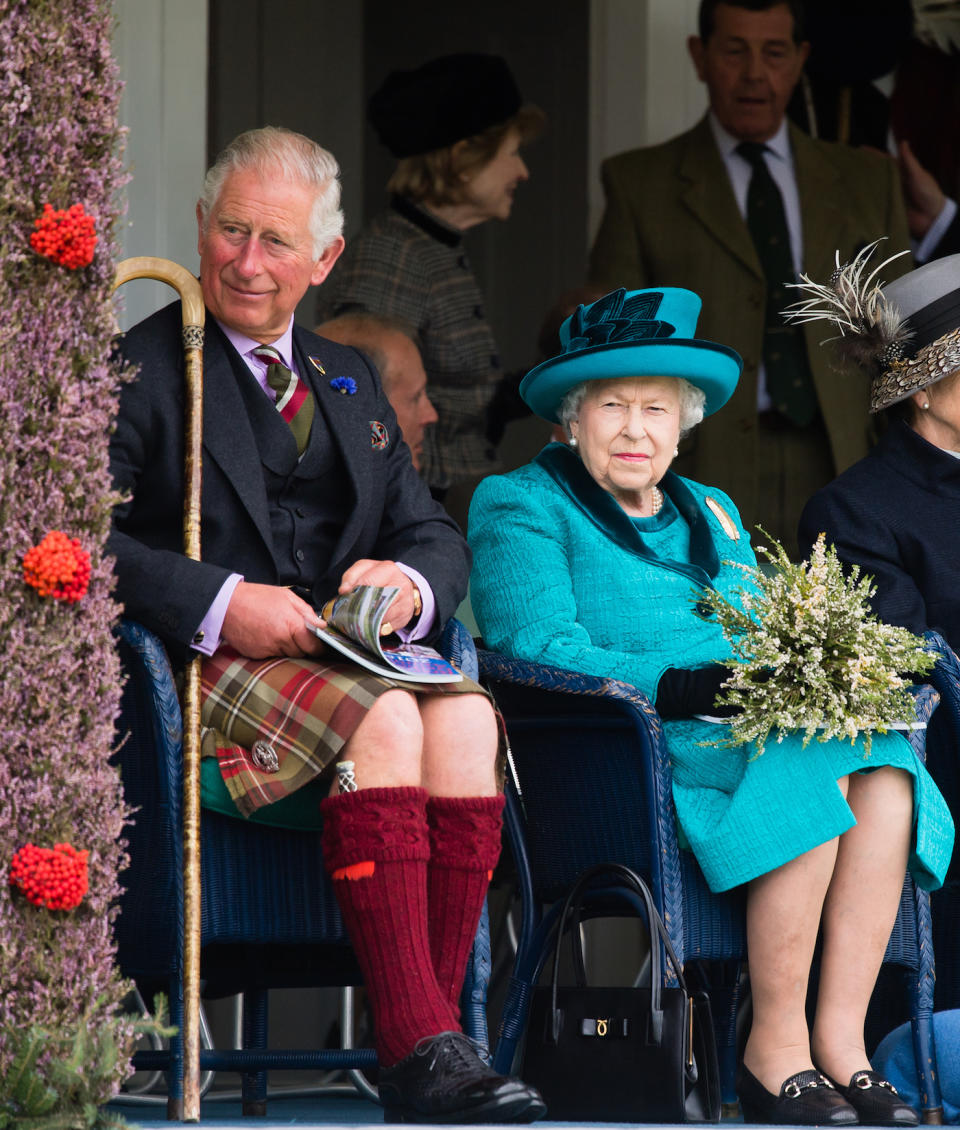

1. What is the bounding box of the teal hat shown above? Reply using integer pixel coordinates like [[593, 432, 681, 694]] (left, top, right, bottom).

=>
[[521, 287, 742, 424]]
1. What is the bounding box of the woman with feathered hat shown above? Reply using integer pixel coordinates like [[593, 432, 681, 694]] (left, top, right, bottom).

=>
[[468, 286, 953, 1126], [797, 249, 960, 654]]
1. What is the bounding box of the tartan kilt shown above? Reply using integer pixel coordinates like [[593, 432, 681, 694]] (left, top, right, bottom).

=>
[[201, 645, 487, 817]]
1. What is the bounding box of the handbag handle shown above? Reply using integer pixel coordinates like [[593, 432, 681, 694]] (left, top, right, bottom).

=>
[[547, 863, 687, 1046]]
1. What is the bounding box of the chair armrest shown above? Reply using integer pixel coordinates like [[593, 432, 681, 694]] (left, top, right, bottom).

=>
[[440, 617, 479, 682], [477, 648, 663, 735], [925, 630, 960, 710], [116, 617, 183, 811]]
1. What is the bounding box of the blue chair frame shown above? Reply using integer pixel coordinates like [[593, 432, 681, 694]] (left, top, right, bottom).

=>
[[924, 632, 960, 1015], [113, 616, 489, 1118], [479, 647, 944, 1122]]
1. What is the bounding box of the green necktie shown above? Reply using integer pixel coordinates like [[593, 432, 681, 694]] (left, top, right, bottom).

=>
[[252, 345, 315, 456], [737, 141, 818, 426]]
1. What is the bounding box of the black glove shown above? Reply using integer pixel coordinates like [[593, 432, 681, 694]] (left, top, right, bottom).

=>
[[654, 664, 738, 718]]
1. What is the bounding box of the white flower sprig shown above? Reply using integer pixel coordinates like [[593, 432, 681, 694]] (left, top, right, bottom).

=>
[[695, 532, 935, 758]]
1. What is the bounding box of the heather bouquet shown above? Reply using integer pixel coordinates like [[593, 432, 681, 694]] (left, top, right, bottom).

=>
[[0, 0, 145, 1124], [696, 533, 935, 757]]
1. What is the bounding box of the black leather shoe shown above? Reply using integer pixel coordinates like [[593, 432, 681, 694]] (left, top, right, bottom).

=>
[[826, 1070, 919, 1126], [737, 1065, 859, 1125], [379, 1031, 546, 1124]]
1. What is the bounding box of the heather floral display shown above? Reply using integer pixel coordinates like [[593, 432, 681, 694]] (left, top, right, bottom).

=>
[[0, 0, 140, 1122], [696, 533, 935, 757]]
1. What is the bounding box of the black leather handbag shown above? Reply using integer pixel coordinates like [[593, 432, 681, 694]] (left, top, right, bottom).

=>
[[520, 863, 721, 1122]]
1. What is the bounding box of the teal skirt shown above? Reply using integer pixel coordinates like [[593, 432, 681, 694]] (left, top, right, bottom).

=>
[[667, 720, 954, 893]]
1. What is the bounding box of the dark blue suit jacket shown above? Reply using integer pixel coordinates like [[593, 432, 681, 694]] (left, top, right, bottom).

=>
[[108, 301, 469, 662]]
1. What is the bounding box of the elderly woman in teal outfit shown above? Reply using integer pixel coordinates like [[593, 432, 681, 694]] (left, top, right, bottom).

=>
[[468, 288, 954, 1128]]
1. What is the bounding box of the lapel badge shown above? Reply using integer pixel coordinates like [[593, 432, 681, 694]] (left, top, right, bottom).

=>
[[705, 496, 740, 540], [329, 375, 357, 395], [308, 356, 326, 376], [369, 420, 389, 450]]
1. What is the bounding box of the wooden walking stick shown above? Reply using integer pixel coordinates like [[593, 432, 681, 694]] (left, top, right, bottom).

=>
[[113, 257, 204, 1122]]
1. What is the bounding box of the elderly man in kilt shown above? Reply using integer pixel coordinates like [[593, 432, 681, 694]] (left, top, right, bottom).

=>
[[108, 126, 544, 1125]]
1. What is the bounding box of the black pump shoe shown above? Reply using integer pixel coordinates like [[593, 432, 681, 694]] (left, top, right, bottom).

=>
[[737, 1065, 859, 1125], [826, 1070, 919, 1127], [379, 1031, 546, 1124]]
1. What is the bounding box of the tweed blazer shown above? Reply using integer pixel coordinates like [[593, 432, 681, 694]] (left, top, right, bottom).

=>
[[318, 198, 502, 490], [108, 301, 469, 663], [589, 117, 913, 505]]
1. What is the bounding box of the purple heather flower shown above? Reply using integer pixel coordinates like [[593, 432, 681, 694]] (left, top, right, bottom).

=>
[[0, 0, 137, 1106]]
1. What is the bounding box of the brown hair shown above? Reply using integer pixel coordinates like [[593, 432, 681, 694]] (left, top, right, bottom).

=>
[[387, 104, 544, 207]]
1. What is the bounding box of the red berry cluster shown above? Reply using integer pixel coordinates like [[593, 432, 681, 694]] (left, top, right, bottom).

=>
[[29, 202, 97, 269], [9, 842, 90, 911], [23, 531, 91, 602]]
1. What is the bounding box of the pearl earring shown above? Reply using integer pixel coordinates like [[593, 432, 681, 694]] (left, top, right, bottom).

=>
[[569, 436, 578, 448], [922, 402, 930, 410], [674, 446, 679, 457]]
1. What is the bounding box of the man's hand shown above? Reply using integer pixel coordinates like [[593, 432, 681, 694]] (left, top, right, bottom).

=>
[[338, 559, 421, 634], [221, 582, 326, 659], [898, 139, 946, 239]]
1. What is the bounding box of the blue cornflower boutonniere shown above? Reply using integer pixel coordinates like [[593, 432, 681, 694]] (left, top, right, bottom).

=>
[[330, 376, 357, 395]]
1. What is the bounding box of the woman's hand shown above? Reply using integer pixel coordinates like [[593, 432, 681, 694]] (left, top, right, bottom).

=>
[[338, 559, 421, 634]]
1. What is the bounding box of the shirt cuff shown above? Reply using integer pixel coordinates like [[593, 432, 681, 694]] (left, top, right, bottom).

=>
[[191, 573, 244, 655], [395, 563, 436, 641], [916, 197, 957, 263]]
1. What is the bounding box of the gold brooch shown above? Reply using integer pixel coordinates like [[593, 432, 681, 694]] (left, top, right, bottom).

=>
[[705, 497, 740, 540]]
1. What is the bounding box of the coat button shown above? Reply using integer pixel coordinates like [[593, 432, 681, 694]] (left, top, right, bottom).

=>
[[295, 506, 306, 518], [252, 740, 280, 773], [295, 549, 305, 562]]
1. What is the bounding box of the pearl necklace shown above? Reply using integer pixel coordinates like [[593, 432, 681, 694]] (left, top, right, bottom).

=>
[[650, 486, 663, 516]]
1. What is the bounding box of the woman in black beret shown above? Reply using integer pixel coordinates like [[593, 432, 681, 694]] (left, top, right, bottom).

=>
[[318, 53, 543, 512]]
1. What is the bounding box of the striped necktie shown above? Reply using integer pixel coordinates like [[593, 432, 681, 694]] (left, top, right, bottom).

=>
[[252, 345, 315, 455], [737, 141, 817, 427]]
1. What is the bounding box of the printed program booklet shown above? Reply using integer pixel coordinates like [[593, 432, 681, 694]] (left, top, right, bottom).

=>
[[306, 584, 463, 684]]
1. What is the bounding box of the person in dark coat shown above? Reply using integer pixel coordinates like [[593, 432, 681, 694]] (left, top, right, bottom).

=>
[[109, 125, 544, 1125], [797, 250, 960, 892], [798, 253, 960, 652]]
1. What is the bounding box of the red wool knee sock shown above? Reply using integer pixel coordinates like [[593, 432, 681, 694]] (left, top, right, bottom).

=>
[[321, 786, 459, 1066], [426, 793, 505, 1016]]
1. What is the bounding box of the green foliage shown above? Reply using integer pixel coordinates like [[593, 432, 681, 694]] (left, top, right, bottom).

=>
[[696, 531, 936, 757], [0, 998, 175, 1130]]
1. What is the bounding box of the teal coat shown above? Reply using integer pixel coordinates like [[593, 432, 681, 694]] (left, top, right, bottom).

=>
[[469, 445, 953, 892]]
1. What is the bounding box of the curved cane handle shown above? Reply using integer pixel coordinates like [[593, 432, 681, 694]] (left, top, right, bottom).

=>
[[114, 255, 205, 328]]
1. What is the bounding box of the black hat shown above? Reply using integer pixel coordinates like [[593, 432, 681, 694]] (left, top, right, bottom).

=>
[[368, 53, 522, 159]]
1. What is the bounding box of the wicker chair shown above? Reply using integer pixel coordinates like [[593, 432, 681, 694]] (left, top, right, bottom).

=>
[[479, 647, 945, 1122], [924, 632, 960, 1014], [113, 616, 489, 1118]]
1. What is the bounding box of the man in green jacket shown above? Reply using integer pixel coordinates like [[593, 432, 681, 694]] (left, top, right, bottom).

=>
[[589, 0, 912, 553]]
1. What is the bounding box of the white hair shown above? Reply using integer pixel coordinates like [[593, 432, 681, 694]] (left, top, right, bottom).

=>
[[558, 378, 706, 438], [198, 126, 344, 257]]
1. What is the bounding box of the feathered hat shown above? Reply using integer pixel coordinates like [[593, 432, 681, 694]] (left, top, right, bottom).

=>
[[519, 287, 742, 423], [783, 241, 960, 412]]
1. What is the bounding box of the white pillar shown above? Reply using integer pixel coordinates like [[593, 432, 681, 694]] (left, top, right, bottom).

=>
[[113, 0, 209, 328]]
